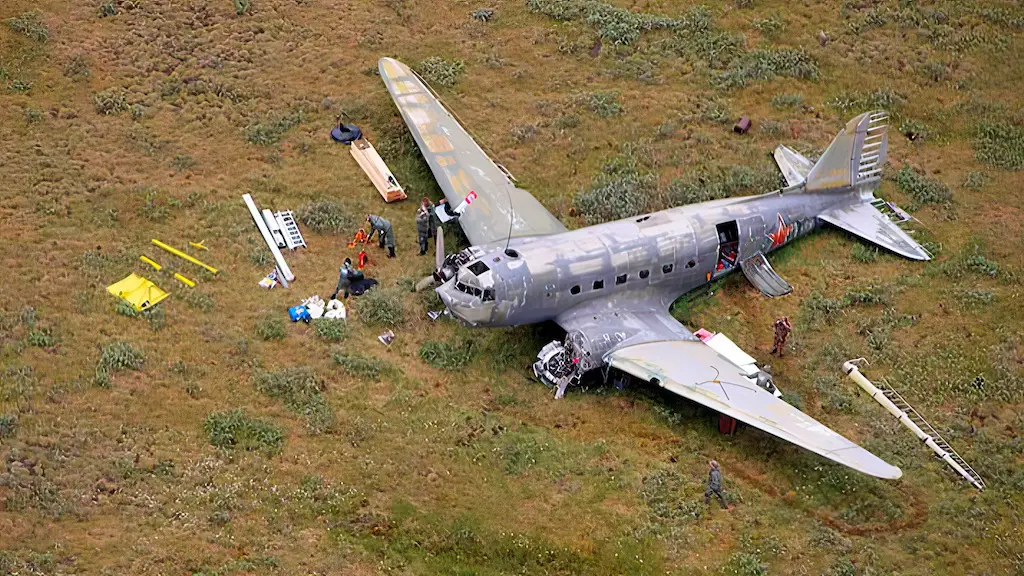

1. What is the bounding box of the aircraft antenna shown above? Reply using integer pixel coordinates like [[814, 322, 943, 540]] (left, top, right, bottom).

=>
[[503, 184, 515, 255]]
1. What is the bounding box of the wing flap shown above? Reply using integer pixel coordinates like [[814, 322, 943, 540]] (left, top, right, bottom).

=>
[[773, 145, 814, 187], [606, 340, 902, 479], [379, 58, 567, 246]]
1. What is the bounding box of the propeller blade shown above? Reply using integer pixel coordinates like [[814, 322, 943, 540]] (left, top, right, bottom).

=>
[[414, 275, 436, 292], [435, 227, 445, 271]]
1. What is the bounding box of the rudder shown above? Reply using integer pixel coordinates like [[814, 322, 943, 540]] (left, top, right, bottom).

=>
[[805, 111, 889, 191]]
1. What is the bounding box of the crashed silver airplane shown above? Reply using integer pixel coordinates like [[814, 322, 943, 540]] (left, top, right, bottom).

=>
[[379, 57, 931, 480]]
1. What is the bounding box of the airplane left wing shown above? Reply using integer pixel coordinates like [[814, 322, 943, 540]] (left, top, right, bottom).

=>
[[379, 58, 568, 246], [553, 298, 901, 479]]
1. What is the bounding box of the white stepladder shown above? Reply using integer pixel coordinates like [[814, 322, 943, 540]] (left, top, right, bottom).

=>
[[842, 358, 985, 491]]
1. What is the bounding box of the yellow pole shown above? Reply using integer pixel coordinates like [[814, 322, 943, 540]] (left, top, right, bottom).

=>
[[174, 273, 196, 287], [139, 256, 162, 270], [151, 239, 218, 274]]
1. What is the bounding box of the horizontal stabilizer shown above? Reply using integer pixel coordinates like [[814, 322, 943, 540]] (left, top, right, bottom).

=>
[[819, 202, 931, 261], [606, 340, 902, 479], [773, 145, 814, 187]]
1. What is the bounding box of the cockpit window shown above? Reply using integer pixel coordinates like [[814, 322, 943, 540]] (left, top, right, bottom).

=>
[[482, 289, 494, 302], [455, 282, 483, 298], [467, 261, 490, 276]]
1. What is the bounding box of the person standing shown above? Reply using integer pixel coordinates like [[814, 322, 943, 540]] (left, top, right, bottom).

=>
[[416, 197, 435, 256], [771, 316, 793, 357], [366, 214, 395, 258], [704, 460, 727, 508]]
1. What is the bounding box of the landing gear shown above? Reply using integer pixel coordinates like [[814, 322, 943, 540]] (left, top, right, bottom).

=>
[[533, 338, 583, 399]]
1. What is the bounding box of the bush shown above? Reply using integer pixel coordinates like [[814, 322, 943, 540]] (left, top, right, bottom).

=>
[[417, 57, 465, 87], [313, 319, 347, 342], [471, 8, 495, 21], [668, 165, 780, 206], [893, 165, 952, 205], [573, 145, 656, 224], [98, 1, 117, 17], [233, 0, 251, 15], [974, 122, 1024, 170], [27, 328, 56, 347], [256, 315, 287, 340], [419, 339, 474, 370], [98, 341, 145, 372], [770, 93, 803, 109], [93, 89, 130, 115], [254, 367, 334, 433], [204, 409, 284, 453], [182, 290, 214, 312], [962, 171, 989, 189], [4, 12, 49, 42], [752, 15, 785, 38], [713, 48, 819, 90], [851, 244, 879, 263], [64, 54, 90, 79], [0, 413, 17, 438], [723, 552, 767, 576], [245, 109, 304, 145], [333, 353, 386, 377], [358, 287, 405, 326], [526, 0, 678, 46], [577, 91, 622, 117], [297, 199, 354, 234]]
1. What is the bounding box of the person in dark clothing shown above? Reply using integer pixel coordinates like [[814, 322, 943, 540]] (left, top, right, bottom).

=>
[[771, 316, 793, 356], [331, 258, 355, 300], [704, 460, 727, 508], [367, 214, 396, 258], [416, 197, 435, 256]]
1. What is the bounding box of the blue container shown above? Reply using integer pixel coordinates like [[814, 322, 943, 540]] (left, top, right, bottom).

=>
[[288, 305, 310, 322]]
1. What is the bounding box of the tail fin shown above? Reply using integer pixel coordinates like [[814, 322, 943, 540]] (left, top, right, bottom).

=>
[[805, 111, 889, 191]]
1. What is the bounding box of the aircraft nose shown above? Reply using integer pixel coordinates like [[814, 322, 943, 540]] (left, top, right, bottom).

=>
[[436, 281, 493, 326]]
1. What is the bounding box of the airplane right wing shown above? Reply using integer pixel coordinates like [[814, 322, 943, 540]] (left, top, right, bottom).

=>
[[554, 297, 901, 479], [379, 58, 568, 247]]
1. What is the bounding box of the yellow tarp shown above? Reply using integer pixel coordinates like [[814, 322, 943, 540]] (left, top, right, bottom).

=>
[[106, 273, 170, 311]]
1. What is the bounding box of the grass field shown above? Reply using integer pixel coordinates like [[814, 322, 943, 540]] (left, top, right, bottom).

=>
[[1, 0, 1023, 573]]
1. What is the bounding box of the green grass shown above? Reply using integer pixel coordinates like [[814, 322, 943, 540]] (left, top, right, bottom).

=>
[[4, 12, 48, 42], [419, 339, 474, 371], [893, 165, 952, 206], [312, 318, 348, 342], [204, 409, 284, 453], [417, 56, 465, 87], [255, 315, 287, 340], [357, 287, 405, 326], [333, 352, 387, 377], [297, 199, 355, 234], [254, 367, 334, 433], [974, 121, 1024, 170], [244, 108, 305, 145]]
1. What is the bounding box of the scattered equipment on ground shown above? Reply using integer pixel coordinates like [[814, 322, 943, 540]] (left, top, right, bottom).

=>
[[174, 273, 196, 287], [189, 240, 208, 251], [378, 330, 395, 346], [842, 359, 985, 491], [243, 193, 295, 285], [734, 116, 752, 134], [350, 139, 407, 203], [331, 122, 363, 144], [107, 273, 170, 311], [139, 256, 162, 270], [261, 209, 305, 250], [152, 239, 218, 274]]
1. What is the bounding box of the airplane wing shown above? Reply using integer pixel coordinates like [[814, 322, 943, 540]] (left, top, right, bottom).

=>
[[555, 298, 902, 479], [378, 58, 568, 247]]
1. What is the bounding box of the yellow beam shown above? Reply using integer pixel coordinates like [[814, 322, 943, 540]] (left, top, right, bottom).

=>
[[189, 240, 208, 251], [151, 239, 218, 274], [174, 273, 196, 287], [139, 256, 162, 270]]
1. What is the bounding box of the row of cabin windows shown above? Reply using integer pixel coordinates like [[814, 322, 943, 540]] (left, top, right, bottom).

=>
[[567, 260, 693, 296]]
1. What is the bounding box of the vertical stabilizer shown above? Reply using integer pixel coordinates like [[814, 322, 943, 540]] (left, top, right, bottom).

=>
[[805, 111, 888, 191]]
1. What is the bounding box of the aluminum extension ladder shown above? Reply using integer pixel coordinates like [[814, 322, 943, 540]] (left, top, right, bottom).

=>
[[275, 211, 305, 250]]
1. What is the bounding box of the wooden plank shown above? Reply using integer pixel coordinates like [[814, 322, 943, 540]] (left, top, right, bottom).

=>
[[350, 139, 407, 203]]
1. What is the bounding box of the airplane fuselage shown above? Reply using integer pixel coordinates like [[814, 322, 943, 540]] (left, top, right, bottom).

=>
[[437, 186, 869, 328]]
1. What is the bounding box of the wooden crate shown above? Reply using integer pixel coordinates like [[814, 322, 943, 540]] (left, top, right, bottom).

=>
[[350, 139, 407, 203]]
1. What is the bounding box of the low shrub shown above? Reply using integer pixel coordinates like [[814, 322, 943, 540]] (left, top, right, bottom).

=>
[[893, 165, 952, 205], [245, 109, 304, 145], [573, 145, 656, 224], [255, 315, 287, 340], [98, 341, 145, 372], [333, 353, 387, 378], [576, 91, 622, 117], [313, 319, 348, 342], [851, 244, 879, 263], [419, 339, 474, 370], [204, 409, 284, 453], [98, 1, 117, 17], [27, 329, 56, 347], [770, 93, 803, 109], [4, 12, 49, 42], [0, 413, 17, 438], [974, 122, 1024, 170], [713, 48, 819, 90], [93, 89, 130, 115], [471, 8, 495, 21], [297, 199, 354, 234], [254, 367, 334, 433], [418, 57, 465, 87], [358, 287, 405, 326]]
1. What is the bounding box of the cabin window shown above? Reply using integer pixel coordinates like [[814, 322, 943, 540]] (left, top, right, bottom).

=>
[[636, 215, 651, 223], [662, 263, 674, 274], [593, 279, 604, 290], [570, 285, 581, 295], [639, 270, 650, 279], [467, 261, 490, 276], [686, 260, 696, 268], [483, 289, 495, 302], [616, 274, 627, 285]]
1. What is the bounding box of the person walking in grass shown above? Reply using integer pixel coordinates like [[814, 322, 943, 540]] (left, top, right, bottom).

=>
[[416, 197, 435, 256], [367, 214, 396, 258], [771, 316, 793, 357], [704, 460, 727, 508]]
